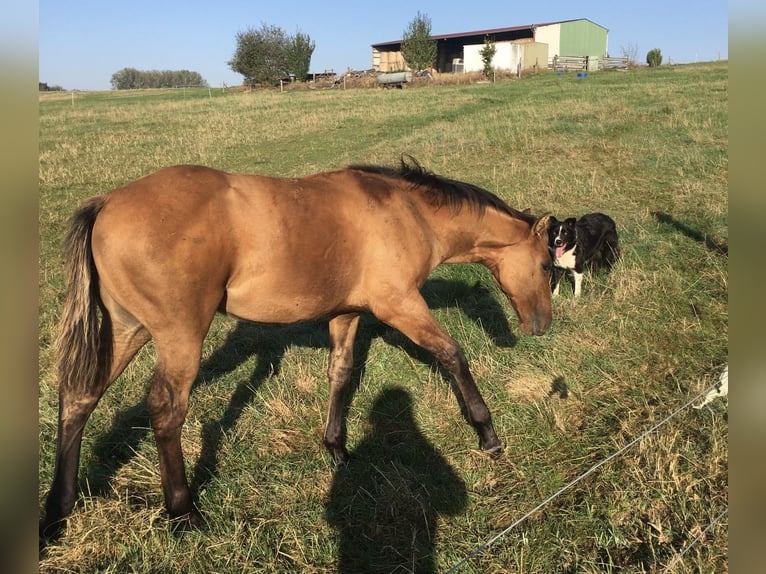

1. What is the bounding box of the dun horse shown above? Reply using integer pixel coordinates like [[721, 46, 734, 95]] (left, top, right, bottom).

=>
[[41, 157, 552, 540]]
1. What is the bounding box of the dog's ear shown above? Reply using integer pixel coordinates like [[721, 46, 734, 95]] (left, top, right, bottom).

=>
[[565, 217, 577, 226]]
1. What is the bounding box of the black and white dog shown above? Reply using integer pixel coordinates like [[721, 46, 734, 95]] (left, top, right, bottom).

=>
[[548, 212, 620, 297]]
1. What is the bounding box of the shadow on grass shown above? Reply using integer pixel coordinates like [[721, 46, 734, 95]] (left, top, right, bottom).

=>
[[652, 211, 728, 256], [78, 276, 515, 515], [325, 386, 467, 574]]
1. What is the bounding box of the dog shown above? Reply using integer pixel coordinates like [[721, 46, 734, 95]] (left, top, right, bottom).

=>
[[548, 212, 620, 297]]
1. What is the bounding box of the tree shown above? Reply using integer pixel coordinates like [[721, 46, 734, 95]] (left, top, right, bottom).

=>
[[400, 12, 437, 72], [620, 43, 639, 67], [646, 48, 663, 67], [111, 67, 141, 89], [110, 68, 208, 89], [480, 36, 497, 77], [286, 31, 316, 81], [229, 23, 290, 86]]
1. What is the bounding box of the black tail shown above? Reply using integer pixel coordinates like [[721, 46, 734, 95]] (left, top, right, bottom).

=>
[[603, 230, 620, 269]]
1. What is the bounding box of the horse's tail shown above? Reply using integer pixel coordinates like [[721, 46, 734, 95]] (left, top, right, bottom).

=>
[[55, 196, 112, 396]]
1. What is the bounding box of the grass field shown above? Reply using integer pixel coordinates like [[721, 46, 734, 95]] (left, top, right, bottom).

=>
[[38, 63, 728, 573]]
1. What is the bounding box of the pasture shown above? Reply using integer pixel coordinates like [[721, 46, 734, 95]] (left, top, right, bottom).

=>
[[38, 62, 727, 572]]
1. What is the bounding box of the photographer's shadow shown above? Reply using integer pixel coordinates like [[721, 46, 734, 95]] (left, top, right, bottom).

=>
[[325, 387, 467, 574]]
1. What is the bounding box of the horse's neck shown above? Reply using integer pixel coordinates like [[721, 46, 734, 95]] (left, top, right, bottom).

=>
[[436, 208, 526, 264]]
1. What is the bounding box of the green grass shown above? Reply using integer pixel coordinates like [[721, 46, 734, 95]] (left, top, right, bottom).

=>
[[39, 63, 727, 573]]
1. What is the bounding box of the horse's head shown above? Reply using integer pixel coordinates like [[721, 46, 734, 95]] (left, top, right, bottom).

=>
[[492, 214, 553, 336]]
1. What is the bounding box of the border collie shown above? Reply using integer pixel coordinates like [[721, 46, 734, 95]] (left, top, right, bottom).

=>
[[548, 212, 620, 297]]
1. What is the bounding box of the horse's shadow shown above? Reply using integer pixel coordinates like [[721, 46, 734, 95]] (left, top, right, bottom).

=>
[[82, 276, 516, 507]]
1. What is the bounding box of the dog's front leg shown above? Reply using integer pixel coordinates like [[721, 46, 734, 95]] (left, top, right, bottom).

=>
[[573, 271, 584, 297]]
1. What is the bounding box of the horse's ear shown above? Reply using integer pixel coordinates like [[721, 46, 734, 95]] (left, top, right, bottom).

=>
[[521, 207, 532, 214], [532, 213, 552, 238]]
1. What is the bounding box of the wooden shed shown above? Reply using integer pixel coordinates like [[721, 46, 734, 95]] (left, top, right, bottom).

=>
[[371, 18, 609, 73]]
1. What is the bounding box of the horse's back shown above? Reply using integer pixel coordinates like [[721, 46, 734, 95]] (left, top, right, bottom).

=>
[[90, 165, 435, 327], [222, 168, 437, 321]]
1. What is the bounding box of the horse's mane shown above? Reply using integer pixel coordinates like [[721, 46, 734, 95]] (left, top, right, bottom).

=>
[[348, 155, 534, 223]]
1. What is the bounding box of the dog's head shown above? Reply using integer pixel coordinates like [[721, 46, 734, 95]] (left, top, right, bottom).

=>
[[548, 216, 577, 259]]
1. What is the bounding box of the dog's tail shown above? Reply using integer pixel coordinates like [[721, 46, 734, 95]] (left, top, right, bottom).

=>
[[603, 229, 620, 269]]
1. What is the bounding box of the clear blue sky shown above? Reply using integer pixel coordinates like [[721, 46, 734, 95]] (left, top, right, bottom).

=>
[[39, 0, 728, 91]]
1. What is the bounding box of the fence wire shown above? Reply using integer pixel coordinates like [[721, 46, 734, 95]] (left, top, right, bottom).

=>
[[661, 506, 728, 573], [445, 377, 727, 573]]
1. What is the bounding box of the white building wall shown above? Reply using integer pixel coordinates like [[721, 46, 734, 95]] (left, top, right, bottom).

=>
[[534, 23, 561, 60], [493, 42, 524, 72], [463, 44, 484, 72], [463, 42, 523, 73]]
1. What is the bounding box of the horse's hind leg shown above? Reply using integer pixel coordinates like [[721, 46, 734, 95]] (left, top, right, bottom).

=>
[[323, 313, 361, 462], [146, 335, 204, 526], [41, 303, 150, 542]]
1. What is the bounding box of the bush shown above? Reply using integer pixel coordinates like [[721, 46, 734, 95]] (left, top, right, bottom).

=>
[[646, 48, 663, 67], [480, 37, 497, 77]]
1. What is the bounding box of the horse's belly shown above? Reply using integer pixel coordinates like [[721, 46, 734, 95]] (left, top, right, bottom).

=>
[[223, 281, 350, 324]]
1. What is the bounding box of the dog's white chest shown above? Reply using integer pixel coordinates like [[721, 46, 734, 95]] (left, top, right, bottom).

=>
[[554, 245, 577, 269]]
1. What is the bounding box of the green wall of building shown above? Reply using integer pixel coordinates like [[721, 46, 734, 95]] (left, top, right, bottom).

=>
[[559, 20, 608, 58]]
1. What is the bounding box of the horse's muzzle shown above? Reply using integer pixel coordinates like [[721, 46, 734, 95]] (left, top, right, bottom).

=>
[[520, 313, 551, 336]]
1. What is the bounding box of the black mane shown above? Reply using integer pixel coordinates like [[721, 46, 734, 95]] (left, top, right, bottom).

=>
[[348, 155, 534, 223]]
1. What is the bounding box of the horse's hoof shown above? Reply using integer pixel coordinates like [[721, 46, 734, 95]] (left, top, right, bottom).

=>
[[324, 440, 350, 465], [39, 517, 65, 550], [480, 438, 503, 459], [331, 448, 350, 466], [169, 509, 203, 533], [485, 444, 503, 459]]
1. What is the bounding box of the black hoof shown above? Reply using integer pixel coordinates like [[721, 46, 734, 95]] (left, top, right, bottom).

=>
[[332, 448, 350, 465], [39, 517, 66, 551], [324, 439, 350, 464], [169, 509, 203, 534], [480, 436, 503, 458], [484, 444, 503, 459]]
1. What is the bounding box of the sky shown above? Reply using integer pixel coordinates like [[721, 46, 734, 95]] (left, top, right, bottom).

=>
[[39, 0, 728, 91]]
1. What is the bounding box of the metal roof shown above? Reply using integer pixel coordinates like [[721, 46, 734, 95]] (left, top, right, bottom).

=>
[[371, 19, 607, 48]]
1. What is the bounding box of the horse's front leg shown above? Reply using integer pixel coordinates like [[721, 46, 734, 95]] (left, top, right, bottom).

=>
[[376, 295, 502, 455], [323, 313, 361, 462]]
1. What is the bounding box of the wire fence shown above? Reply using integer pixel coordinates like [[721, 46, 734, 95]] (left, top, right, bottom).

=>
[[661, 506, 728, 573], [445, 375, 728, 573]]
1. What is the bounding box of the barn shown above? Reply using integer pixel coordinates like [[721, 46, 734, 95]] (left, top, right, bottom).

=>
[[372, 18, 609, 74]]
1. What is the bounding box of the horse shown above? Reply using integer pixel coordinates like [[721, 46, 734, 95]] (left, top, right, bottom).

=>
[[40, 156, 553, 541]]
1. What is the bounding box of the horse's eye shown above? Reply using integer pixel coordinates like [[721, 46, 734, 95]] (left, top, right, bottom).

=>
[[542, 262, 552, 273]]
